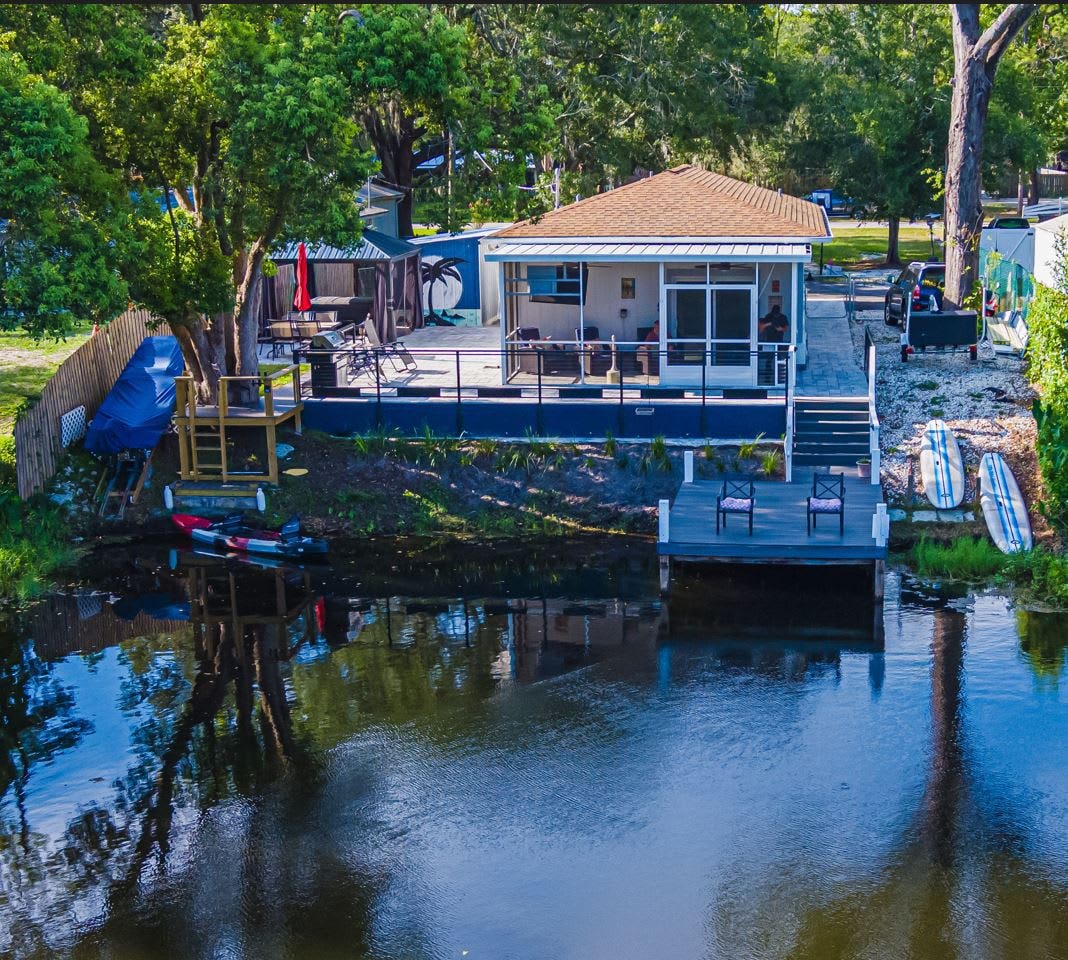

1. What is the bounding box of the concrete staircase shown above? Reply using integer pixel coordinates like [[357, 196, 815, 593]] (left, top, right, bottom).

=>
[[792, 397, 871, 470]]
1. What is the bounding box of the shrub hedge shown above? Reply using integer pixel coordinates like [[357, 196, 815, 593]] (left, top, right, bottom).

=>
[[1026, 276, 1068, 531]]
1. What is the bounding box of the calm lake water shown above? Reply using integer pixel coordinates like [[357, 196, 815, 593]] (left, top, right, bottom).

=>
[[2, 540, 1068, 960]]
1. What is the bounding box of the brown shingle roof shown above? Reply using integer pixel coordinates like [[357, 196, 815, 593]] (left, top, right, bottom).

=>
[[493, 165, 831, 240]]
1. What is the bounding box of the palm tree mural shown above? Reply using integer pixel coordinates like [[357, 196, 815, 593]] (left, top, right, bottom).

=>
[[420, 256, 464, 322]]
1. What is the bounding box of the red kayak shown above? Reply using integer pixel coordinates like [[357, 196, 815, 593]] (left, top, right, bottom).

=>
[[171, 513, 328, 558]]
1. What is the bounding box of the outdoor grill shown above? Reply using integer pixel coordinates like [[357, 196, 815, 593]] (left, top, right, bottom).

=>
[[309, 330, 348, 389]]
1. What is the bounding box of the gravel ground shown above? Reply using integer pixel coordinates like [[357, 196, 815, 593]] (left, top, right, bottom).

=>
[[848, 308, 1046, 534]]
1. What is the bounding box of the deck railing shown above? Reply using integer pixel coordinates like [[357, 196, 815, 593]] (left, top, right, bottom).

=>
[[295, 343, 792, 394], [864, 326, 881, 486], [174, 365, 303, 484], [290, 343, 792, 440], [784, 347, 796, 482]]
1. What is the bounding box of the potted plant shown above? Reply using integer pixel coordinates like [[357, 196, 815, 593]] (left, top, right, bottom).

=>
[[856, 456, 871, 479]]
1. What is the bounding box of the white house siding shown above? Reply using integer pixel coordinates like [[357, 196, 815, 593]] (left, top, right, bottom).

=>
[[1034, 214, 1068, 291]]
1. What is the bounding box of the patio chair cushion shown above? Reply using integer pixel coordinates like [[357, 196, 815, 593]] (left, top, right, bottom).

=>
[[809, 497, 842, 513], [720, 496, 753, 512]]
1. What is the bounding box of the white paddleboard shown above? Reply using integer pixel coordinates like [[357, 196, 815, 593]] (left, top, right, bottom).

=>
[[979, 452, 1032, 553], [919, 419, 965, 509]]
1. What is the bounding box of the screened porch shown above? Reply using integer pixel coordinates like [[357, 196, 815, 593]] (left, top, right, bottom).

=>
[[492, 254, 807, 390]]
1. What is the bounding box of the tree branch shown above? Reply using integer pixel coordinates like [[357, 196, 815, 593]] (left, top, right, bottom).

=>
[[156, 164, 182, 288], [975, 3, 1038, 70]]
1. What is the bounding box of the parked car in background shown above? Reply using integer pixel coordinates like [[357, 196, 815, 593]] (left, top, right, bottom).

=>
[[986, 216, 1031, 229], [884, 261, 945, 325], [804, 189, 869, 219]]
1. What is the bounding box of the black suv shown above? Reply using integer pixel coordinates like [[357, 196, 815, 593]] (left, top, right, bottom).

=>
[[884, 262, 945, 325]]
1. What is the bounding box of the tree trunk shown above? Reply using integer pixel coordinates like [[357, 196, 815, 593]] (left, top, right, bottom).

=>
[[943, 4, 1038, 310], [1028, 165, 1041, 206], [171, 318, 225, 404], [886, 216, 901, 265], [364, 103, 419, 237], [943, 50, 990, 309], [231, 243, 268, 406]]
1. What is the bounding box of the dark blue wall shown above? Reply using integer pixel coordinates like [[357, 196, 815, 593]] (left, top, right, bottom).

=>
[[302, 398, 784, 441], [410, 234, 481, 310]]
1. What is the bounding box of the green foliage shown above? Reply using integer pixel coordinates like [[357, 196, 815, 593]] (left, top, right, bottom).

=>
[[603, 431, 617, 457], [910, 536, 1005, 582], [760, 450, 781, 477], [352, 427, 391, 458], [0, 435, 13, 488], [738, 433, 764, 462], [768, 5, 948, 259], [0, 491, 79, 600], [2, 5, 376, 385], [1025, 272, 1068, 531], [1003, 548, 1068, 608], [0, 45, 129, 337]]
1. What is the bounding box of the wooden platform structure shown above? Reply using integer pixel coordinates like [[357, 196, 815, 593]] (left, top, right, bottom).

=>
[[175, 366, 303, 486], [658, 467, 889, 596]]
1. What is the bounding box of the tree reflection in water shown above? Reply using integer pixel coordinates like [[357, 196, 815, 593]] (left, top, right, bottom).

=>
[[708, 591, 1068, 959], [1, 548, 1066, 959]]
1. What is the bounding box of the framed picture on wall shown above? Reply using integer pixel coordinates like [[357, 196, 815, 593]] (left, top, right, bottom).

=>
[[621, 277, 636, 299]]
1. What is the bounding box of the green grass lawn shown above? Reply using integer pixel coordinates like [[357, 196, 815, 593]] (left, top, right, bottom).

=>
[[0, 325, 91, 436], [819, 226, 941, 268]]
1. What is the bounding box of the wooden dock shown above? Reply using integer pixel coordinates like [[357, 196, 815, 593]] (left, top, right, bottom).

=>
[[658, 472, 889, 595]]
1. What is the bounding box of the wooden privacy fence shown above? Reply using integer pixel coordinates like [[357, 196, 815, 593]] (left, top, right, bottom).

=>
[[14, 308, 158, 499]]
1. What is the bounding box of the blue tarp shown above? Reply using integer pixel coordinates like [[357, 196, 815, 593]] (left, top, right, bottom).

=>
[[85, 335, 184, 454]]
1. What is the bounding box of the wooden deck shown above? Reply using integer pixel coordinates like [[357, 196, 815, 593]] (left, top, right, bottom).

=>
[[660, 475, 887, 563]]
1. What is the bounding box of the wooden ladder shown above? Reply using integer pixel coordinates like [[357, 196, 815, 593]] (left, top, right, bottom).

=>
[[191, 421, 226, 479]]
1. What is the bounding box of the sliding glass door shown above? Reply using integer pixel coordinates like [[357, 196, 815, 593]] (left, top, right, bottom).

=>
[[662, 279, 756, 385]]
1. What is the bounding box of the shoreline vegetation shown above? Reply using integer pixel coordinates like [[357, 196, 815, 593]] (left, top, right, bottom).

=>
[[2, 425, 1067, 608]]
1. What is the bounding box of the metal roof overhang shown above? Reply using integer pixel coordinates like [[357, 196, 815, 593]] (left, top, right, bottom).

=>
[[274, 228, 418, 264], [484, 240, 813, 263]]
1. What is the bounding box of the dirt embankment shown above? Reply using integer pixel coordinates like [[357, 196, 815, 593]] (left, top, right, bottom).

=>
[[133, 432, 784, 539]]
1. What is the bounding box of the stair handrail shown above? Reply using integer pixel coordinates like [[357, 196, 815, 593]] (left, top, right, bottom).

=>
[[865, 326, 880, 486], [785, 345, 796, 482]]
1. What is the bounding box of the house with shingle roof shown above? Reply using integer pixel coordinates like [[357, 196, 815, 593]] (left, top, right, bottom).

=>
[[484, 165, 831, 387]]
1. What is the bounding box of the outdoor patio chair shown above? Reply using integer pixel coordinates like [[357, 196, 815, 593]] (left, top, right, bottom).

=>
[[807, 473, 845, 535], [295, 319, 320, 342], [310, 310, 338, 328], [364, 317, 417, 372], [346, 346, 378, 381], [517, 327, 575, 377], [576, 326, 613, 376], [265, 319, 298, 359], [716, 478, 755, 535]]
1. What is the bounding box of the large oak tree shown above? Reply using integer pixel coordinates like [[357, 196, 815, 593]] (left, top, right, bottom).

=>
[[943, 3, 1038, 308]]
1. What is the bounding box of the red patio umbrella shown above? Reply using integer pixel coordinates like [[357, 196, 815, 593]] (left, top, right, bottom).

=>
[[293, 242, 312, 314]]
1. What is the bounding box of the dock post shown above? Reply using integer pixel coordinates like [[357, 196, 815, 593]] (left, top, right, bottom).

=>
[[871, 503, 889, 548], [684, 450, 694, 484], [658, 497, 671, 595], [873, 559, 885, 601]]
